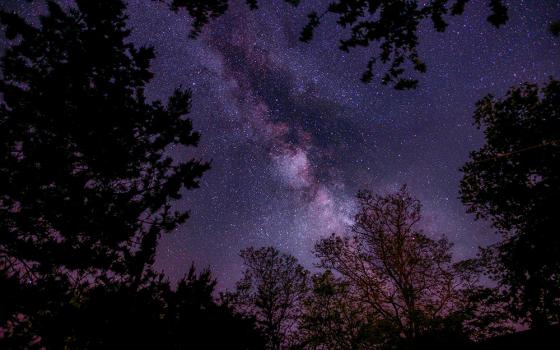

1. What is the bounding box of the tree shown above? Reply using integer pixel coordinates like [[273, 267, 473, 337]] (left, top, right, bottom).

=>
[[165, 266, 266, 350], [299, 0, 507, 89], [0, 0, 209, 289], [1, 262, 265, 349], [164, 0, 508, 89], [314, 186, 489, 349], [295, 270, 380, 350], [0, 0, 209, 346], [164, 0, 300, 38], [460, 80, 560, 327], [226, 246, 309, 350], [65, 266, 265, 350]]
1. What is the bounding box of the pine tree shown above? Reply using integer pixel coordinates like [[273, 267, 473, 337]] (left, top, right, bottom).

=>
[[0, 0, 208, 346]]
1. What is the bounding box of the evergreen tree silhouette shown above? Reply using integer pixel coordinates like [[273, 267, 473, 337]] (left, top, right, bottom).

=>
[[0, 0, 216, 347]]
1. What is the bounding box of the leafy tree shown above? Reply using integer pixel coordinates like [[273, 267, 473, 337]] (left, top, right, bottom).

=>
[[314, 186, 493, 349], [0, 0, 209, 346], [300, 0, 507, 89], [295, 270, 381, 350], [64, 272, 170, 350], [460, 80, 560, 327], [65, 267, 265, 350], [0, 269, 41, 349], [165, 0, 300, 38], [164, 0, 508, 89], [226, 246, 309, 350], [165, 266, 266, 349]]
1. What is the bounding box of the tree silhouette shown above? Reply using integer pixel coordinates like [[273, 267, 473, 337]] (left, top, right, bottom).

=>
[[63, 266, 265, 349], [165, 266, 266, 349], [226, 246, 309, 350], [460, 80, 560, 328], [0, 0, 210, 346], [164, 0, 508, 89], [314, 186, 497, 349], [166, 0, 300, 38], [300, 0, 507, 89], [295, 270, 381, 350], [0, 0, 209, 284]]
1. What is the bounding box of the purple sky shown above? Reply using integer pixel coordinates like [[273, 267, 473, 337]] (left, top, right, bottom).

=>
[[8, 0, 560, 290]]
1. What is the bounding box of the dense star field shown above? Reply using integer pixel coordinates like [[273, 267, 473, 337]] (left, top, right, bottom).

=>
[[6, 0, 560, 289]]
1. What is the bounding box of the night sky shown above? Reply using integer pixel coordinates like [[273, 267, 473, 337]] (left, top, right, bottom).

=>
[[9, 0, 560, 289]]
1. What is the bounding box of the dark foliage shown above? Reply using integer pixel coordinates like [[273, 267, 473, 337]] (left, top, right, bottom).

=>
[[165, 266, 265, 349], [165, 0, 508, 89], [460, 80, 560, 327], [299, 0, 507, 89], [226, 246, 309, 350], [64, 267, 265, 349], [0, 1, 264, 348], [165, 0, 300, 38], [313, 186, 507, 349], [469, 324, 560, 350], [295, 270, 381, 350], [0, 0, 209, 285]]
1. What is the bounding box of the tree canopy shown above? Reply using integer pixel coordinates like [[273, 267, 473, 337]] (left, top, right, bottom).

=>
[[165, 0, 508, 89], [314, 186, 501, 349], [0, 1, 264, 348], [225, 246, 309, 350], [460, 79, 560, 327], [296, 270, 380, 349], [0, 0, 209, 286]]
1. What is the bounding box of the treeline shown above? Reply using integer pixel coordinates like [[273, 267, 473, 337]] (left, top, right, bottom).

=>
[[223, 187, 509, 349], [0, 1, 558, 349]]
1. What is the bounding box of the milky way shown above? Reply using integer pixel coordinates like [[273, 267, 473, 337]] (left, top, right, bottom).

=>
[[6, 0, 560, 289]]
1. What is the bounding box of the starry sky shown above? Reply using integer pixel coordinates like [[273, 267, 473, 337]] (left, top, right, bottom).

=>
[[7, 0, 560, 289]]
